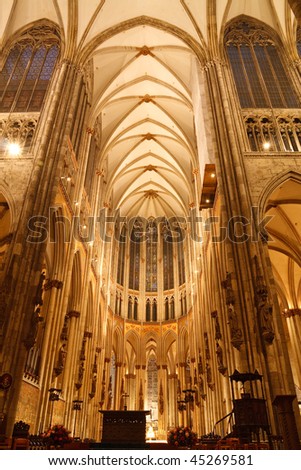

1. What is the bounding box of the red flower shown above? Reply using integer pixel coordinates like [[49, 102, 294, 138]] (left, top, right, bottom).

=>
[[167, 426, 197, 447]]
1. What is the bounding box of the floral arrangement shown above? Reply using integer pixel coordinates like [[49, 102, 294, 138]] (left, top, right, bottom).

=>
[[41, 424, 72, 447], [167, 426, 198, 447]]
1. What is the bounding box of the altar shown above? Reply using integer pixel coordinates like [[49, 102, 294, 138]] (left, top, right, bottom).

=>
[[99, 411, 150, 446]]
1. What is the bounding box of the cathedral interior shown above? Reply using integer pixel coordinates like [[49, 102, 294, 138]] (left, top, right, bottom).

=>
[[0, 0, 301, 450]]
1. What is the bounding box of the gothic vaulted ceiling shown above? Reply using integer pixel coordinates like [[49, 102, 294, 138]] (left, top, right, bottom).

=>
[[0, 1, 297, 220]]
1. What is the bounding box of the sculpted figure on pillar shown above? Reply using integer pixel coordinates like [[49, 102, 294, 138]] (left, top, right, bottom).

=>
[[216, 342, 227, 375], [254, 256, 275, 344], [75, 361, 85, 389], [24, 271, 45, 349], [24, 305, 43, 350], [227, 303, 243, 349], [211, 310, 222, 340], [257, 291, 274, 344], [59, 343, 67, 367], [206, 362, 215, 391], [89, 374, 97, 399], [222, 272, 243, 350], [54, 343, 67, 376]]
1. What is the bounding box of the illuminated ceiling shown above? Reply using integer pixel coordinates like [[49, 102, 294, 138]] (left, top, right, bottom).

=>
[[0, 0, 297, 220]]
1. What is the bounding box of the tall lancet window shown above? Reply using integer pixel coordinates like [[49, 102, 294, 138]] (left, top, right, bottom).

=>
[[176, 224, 186, 286], [0, 25, 59, 112], [163, 221, 174, 291], [146, 219, 158, 292], [117, 225, 126, 286], [225, 21, 299, 108], [147, 356, 158, 422], [129, 219, 141, 291]]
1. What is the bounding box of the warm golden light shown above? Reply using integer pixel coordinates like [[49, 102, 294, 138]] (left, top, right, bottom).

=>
[[210, 173, 216, 178], [205, 199, 210, 203], [7, 142, 21, 156], [146, 425, 155, 440], [263, 141, 271, 150]]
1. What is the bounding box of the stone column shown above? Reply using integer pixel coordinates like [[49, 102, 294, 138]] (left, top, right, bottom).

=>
[[0, 60, 86, 436], [167, 373, 178, 429], [35, 279, 64, 433], [283, 309, 301, 382], [204, 56, 301, 437], [64, 310, 80, 432]]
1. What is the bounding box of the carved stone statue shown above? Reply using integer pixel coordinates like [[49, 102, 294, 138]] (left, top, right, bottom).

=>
[[254, 255, 275, 344], [206, 362, 215, 390], [227, 303, 243, 349], [222, 272, 243, 350], [107, 390, 113, 410], [216, 342, 223, 368], [24, 306, 43, 350], [75, 361, 85, 389], [216, 342, 227, 375], [204, 332, 210, 360], [54, 343, 67, 376], [89, 374, 97, 399], [58, 343, 67, 368], [257, 292, 274, 343]]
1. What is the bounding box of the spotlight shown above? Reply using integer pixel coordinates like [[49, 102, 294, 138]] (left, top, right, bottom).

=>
[[7, 142, 21, 156], [263, 141, 271, 150]]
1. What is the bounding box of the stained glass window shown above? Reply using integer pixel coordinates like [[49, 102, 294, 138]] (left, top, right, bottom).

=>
[[176, 224, 185, 286], [163, 222, 174, 291], [117, 226, 127, 286], [129, 220, 141, 290], [0, 27, 59, 112], [147, 356, 158, 421], [225, 22, 299, 109], [146, 220, 158, 292]]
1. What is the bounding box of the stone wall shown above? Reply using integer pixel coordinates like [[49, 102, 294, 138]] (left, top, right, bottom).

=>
[[15, 379, 40, 433], [0, 158, 34, 223], [243, 154, 301, 206]]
